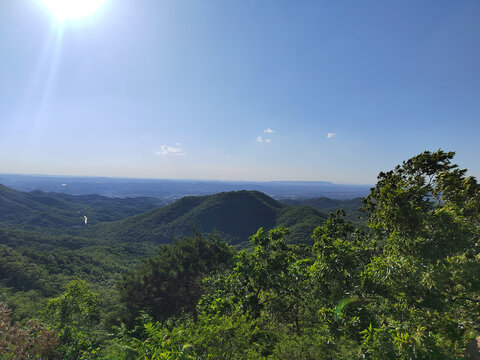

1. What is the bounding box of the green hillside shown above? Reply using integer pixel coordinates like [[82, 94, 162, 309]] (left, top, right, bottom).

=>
[[0, 186, 327, 302], [0, 184, 329, 252], [0, 186, 328, 324], [0, 184, 164, 228], [0, 228, 152, 294], [277, 205, 328, 243], [101, 190, 327, 244], [280, 196, 364, 222]]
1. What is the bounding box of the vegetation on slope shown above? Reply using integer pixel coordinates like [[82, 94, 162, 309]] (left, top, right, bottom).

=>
[[280, 196, 364, 223], [101, 190, 326, 244], [0, 185, 163, 228], [0, 227, 155, 322]]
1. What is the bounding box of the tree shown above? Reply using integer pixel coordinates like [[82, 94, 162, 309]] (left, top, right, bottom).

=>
[[45, 280, 101, 359], [311, 210, 369, 304], [359, 150, 480, 358], [200, 227, 321, 353], [0, 302, 57, 359], [119, 232, 233, 326], [363, 150, 479, 258]]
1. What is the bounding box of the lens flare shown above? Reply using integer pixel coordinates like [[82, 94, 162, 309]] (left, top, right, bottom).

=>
[[335, 297, 360, 320]]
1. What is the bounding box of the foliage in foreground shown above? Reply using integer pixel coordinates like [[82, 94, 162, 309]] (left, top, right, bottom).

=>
[[0, 302, 57, 359]]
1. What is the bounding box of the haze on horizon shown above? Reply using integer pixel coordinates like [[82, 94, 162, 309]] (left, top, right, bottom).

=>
[[1, 1, 479, 184]]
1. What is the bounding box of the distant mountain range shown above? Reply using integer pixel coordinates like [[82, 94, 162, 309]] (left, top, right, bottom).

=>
[[0, 183, 364, 245], [0, 174, 371, 200]]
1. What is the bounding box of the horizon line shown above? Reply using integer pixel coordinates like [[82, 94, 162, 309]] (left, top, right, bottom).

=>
[[0, 171, 373, 187]]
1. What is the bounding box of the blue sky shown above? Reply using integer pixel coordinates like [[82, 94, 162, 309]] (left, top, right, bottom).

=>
[[0, 0, 479, 183]]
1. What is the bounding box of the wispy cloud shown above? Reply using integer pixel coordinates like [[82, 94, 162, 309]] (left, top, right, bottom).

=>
[[256, 136, 272, 144], [157, 144, 185, 156], [256, 129, 275, 144], [327, 132, 336, 139]]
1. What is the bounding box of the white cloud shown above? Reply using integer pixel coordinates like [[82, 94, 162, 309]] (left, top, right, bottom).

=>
[[256, 136, 264, 143], [265, 138, 272, 143], [157, 145, 185, 156], [264, 128, 275, 134], [327, 132, 336, 139]]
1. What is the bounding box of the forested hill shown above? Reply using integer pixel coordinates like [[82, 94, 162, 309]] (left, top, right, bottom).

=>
[[0, 183, 341, 245], [100, 190, 327, 244], [280, 197, 363, 222], [0, 184, 164, 228]]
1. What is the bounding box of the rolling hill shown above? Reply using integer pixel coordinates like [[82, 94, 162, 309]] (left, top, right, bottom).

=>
[[0, 186, 328, 320], [0, 183, 331, 246], [0, 184, 164, 228], [100, 190, 327, 245], [280, 196, 364, 222]]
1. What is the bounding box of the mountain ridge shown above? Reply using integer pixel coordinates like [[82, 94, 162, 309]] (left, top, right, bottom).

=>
[[99, 190, 327, 245], [0, 174, 370, 200], [0, 184, 164, 228]]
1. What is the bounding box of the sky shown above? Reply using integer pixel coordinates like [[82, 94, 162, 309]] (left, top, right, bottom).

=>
[[0, 0, 479, 184]]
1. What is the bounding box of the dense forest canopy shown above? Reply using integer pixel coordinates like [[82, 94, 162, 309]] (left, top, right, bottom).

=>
[[1, 150, 479, 359]]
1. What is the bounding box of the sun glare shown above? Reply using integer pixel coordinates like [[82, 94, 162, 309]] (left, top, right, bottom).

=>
[[40, 0, 105, 21]]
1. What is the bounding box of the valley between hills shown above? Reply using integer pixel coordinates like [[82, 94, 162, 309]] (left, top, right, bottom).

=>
[[0, 183, 361, 313]]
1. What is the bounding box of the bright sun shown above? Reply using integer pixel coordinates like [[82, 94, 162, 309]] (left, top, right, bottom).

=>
[[40, 0, 105, 21]]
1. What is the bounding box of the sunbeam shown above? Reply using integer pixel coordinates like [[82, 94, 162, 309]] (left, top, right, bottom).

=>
[[25, 23, 64, 150]]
